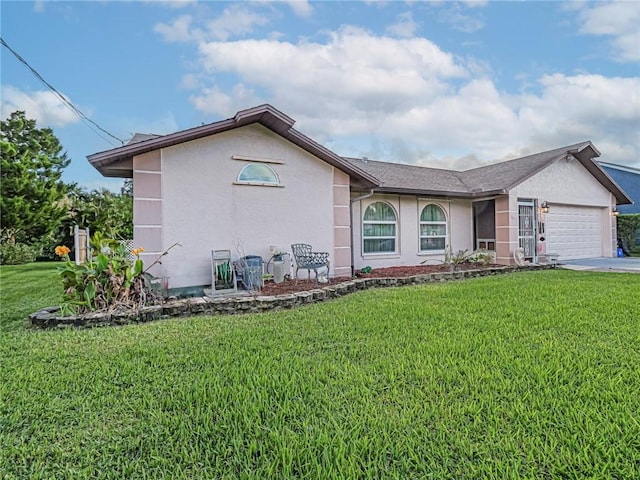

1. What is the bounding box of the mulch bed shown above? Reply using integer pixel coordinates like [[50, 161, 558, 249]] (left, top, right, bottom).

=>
[[260, 264, 495, 296]]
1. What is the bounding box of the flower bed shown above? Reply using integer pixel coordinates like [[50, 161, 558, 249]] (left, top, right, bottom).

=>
[[30, 264, 550, 329]]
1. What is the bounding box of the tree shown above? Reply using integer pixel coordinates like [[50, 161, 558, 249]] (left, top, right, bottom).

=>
[[617, 214, 640, 254], [1, 111, 71, 247], [56, 181, 133, 252]]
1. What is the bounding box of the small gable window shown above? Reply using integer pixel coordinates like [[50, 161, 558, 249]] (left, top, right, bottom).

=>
[[363, 202, 397, 254], [237, 163, 280, 185], [420, 204, 447, 252]]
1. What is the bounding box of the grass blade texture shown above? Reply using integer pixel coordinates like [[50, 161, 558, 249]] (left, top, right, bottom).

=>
[[1, 264, 639, 479]]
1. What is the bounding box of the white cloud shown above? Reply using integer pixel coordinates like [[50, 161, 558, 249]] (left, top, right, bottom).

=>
[[197, 26, 467, 99], [154, 14, 199, 42], [1, 86, 81, 128], [386, 11, 418, 38], [286, 0, 313, 18], [461, 0, 488, 8], [143, 0, 197, 8], [179, 21, 638, 169], [206, 5, 270, 41], [438, 5, 484, 33], [577, 1, 640, 62], [155, 5, 269, 42], [162, 0, 197, 8]]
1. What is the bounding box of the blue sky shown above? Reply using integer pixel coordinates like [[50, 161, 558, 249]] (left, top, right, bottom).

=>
[[2, 0, 639, 191]]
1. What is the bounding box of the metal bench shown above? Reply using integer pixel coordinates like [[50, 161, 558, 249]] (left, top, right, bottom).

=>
[[290, 243, 330, 287]]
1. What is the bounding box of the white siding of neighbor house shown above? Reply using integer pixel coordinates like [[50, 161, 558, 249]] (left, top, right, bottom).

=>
[[151, 124, 338, 289], [511, 156, 616, 258], [351, 194, 474, 271]]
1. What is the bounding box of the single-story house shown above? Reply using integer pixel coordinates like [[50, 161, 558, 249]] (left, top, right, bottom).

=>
[[88, 104, 632, 294]]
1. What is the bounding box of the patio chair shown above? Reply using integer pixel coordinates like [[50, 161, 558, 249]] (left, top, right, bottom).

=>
[[290, 243, 330, 287]]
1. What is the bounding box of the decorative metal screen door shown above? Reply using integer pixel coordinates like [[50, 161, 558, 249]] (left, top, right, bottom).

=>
[[518, 200, 536, 261]]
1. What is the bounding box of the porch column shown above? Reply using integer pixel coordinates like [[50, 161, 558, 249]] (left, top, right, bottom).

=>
[[495, 195, 518, 265]]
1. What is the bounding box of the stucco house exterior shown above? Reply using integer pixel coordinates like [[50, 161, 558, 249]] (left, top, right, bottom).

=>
[[88, 104, 631, 293]]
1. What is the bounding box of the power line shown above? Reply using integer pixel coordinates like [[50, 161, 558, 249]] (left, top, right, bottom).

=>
[[1, 36, 124, 146]]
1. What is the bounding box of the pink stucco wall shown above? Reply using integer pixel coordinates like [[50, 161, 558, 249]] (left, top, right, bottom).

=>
[[133, 150, 163, 277], [136, 124, 342, 289]]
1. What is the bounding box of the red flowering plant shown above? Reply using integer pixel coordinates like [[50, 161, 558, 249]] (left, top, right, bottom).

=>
[[55, 232, 149, 315]]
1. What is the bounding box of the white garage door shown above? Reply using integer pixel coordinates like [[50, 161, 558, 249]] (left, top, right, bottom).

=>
[[545, 206, 603, 260]]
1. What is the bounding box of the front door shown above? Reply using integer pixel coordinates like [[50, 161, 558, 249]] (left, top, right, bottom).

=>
[[518, 200, 536, 262]]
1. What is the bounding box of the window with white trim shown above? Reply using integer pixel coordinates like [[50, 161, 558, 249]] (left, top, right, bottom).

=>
[[363, 202, 397, 254], [419, 204, 447, 252], [236, 163, 280, 185]]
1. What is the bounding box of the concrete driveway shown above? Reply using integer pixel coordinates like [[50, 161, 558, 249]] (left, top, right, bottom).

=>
[[560, 257, 640, 273]]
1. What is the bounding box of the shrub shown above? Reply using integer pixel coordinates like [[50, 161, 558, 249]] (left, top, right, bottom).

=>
[[0, 242, 39, 265], [55, 233, 148, 315]]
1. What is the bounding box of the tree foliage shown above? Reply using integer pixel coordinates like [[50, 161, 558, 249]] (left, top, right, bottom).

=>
[[1, 111, 133, 264], [617, 214, 640, 251], [1, 111, 70, 247], [57, 181, 133, 251]]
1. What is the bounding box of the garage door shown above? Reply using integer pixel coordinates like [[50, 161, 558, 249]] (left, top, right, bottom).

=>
[[545, 206, 603, 260]]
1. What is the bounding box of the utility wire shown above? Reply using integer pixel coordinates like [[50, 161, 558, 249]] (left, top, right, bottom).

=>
[[1, 36, 124, 146]]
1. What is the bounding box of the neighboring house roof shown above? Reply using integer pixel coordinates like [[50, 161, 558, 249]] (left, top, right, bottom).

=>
[[346, 141, 632, 204], [599, 162, 639, 213], [127, 133, 161, 144], [87, 104, 379, 187]]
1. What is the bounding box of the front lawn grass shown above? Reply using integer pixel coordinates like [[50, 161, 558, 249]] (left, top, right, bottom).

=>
[[0, 262, 60, 332], [1, 265, 639, 478]]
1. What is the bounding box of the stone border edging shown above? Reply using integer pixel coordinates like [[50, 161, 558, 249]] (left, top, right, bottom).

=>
[[30, 265, 550, 329]]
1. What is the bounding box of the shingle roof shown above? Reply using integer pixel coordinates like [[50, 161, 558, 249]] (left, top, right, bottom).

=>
[[345, 141, 632, 204], [458, 142, 589, 193], [344, 158, 469, 195]]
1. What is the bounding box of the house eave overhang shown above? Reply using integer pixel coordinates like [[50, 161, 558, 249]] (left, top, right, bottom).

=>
[[372, 186, 507, 198], [498, 141, 632, 205], [87, 104, 379, 188], [570, 144, 633, 205]]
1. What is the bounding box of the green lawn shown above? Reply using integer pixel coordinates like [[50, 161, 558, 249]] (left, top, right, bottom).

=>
[[1, 264, 639, 479]]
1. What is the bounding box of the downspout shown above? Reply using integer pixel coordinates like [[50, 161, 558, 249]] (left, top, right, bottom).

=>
[[350, 189, 375, 277]]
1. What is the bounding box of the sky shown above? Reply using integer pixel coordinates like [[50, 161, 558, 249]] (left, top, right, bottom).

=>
[[1, 0, 639, 192]]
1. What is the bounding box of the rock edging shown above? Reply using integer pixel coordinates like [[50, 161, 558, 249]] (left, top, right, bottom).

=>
[[30, 265, 549, 329]]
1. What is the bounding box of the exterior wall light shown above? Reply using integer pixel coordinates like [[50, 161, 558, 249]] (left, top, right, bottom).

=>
[[612, 206, 619, 216], [540, 201, 549, 214]]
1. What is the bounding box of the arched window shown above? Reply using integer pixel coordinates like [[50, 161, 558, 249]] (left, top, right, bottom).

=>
[[363, 202, 397, 254], [236, 163, 279, 185], [420, 204, 447, 252]]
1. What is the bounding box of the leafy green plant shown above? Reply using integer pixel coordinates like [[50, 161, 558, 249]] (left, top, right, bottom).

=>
[[55, 232, 147, 315], [444, 246, 471, 270], [359, 266, 372, 275], [466, 249, 495, 266], [0, 241, 39, 265]]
